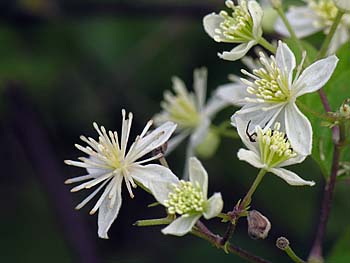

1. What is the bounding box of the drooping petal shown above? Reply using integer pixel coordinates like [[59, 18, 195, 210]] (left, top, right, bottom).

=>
[[284, 103, 312, 156], [193, 67, 207, 111], [237, 148, 265, 169], [165, 130, 191, 156], [203, 13, 224, 40], [293, 55, 338, 97], [218, 41, 257, 61], [161, 214, 201, 236], [276, 41, 296, 85], [215, 82, 251, 107], [189, 157, 208, 198], [126, 121, 177, 162], [274, 7, 321, 38], [248, 0, 263, 39], [203, 193, 223, 219], [129, 164, 179, 205], [97, 176, 123, 239], [269, 167, 315, 186]]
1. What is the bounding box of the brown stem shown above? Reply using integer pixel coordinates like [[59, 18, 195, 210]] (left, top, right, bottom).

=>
[[193, 221, 271, 263], [308, 144, 341, 262]]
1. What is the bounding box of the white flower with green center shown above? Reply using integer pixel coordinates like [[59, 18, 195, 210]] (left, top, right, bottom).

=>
[[203, 0, 263, 61], [230, 41, 338, 155], [65, 110, 178, 239], [275, 0, 350, 54], [154, 68, 228, 170], [236, 118, 315, 186], [158, 157, 223, 236]]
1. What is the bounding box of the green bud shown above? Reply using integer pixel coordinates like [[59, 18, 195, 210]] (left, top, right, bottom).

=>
[[195, 129, 220, 159], [261, 7, 278, 33]]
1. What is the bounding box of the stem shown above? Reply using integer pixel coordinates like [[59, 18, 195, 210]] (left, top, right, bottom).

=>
[[284, 246, 306, 263], [134, 215, 174, 226], [192, 221, 271, 263], [275, 6, 310, 65], [308, 144, 341, 262], [317, 10, 345, 59], [221, 169, 267, 245], [258, 37, 276, 54]]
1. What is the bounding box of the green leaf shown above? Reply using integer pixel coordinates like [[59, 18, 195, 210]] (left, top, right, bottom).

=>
[[327, 228, 350, 263]]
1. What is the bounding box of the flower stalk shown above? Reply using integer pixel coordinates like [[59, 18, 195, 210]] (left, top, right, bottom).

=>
[[276, 237, 306, 263], [257, 37, 276, 53]]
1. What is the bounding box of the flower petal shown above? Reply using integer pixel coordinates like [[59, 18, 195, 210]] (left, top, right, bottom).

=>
[[274, 7, 321, 38], [248, 0, 263, 39], [328, 26, 349, 55], [165, 130, 190, 156], [193, 67, 207, 111], [235, 117, 259, 153], [294, 55, 338, 97], [129, 164, 179, 205], [215, 82, 250, 107], [276, 41, 296, 84], [203, 13, 224, 40], [237, 148, 265, 169], [189, 157, 208, 198], [218, 41, 257, 61], [190, 118, 210, 148], [161, 214, 201, 236], [269, 167, 315, 186], [97, 176, 123, 239], [203, 193, 223, 219], [284, 103, 312, 155], [279, 154, 307, 167]]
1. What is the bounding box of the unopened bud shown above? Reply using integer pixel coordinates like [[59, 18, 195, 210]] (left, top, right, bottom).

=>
[[247, 210, 271, 239], [276, 236, 290, 250], [270, 0, 282, 9], [339, 101, 350, 119], [333, 0, 350, 12]]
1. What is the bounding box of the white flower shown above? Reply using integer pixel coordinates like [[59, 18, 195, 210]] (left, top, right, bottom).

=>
[[153, 68, 228, 171], [275, 0, 350, 54], [230, 41, 338, 155], [333, 0, 350, 12], [159, 157, 223, 236], [236, 118, 315, 186], [65, 110, 178, 239], [203, 0, 263, 61]]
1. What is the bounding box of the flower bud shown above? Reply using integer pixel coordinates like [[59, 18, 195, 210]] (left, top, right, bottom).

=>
[[276, 236, 290, 250], [333, 0, 350, 12], [195, 129, 220, 159], [247, 210, 271, 239], [339, 100, 350, 119], [269, 0, 282, 9]]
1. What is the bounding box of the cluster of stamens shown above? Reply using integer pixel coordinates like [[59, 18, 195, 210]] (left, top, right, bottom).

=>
[[164, 181, 205, 215], [159, 82, 201, 129], [256, 122, 297, 167], [214, 0, 254, 42], [309, 0, 341, 27], [242, 52, 290, 103]]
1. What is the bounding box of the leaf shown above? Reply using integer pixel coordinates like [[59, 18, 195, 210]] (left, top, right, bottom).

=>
[[327, 228, 350, 263]]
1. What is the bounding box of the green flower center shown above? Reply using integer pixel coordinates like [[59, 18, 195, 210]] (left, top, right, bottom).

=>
[[214, 0, 254, 42], [164, 181, 205, 215], [257, 123, 297, 168], [160, 86, 201, 129], [242, 52, 290, 104], [309, 0, 338, 27]]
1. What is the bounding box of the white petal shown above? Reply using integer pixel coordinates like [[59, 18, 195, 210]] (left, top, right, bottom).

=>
[[279, 154, 307, 167], [203, 193, 223, 219], [237, 148, 265, 169], [327, 26, 349, 55], [215, 82, 250, 107], [189, 157, 208, 197], [334, 0, 350, 12], [190, 118, 210, 148], [127, 121, 177, 162], [294, 55, 338, 97], [274, 7, 321, 38], [193, 67, 207, 111], [161, 214, 201, 236], [218, 41, 257, 61], [284, 103, 312, 156], [203, 96, 228, 118], [269, 167, 315, 186], [235, 116, 258, 152], [248, 0, 263, 39], [97, 176, 123, 239], [129, 164, 179, 205], [203, 13, 224, 40], [276, 41, 296, 84], [165, 130, 190, 156]]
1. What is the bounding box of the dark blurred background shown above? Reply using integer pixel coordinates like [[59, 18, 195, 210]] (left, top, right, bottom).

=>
[[1, 0, 349, 262]]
